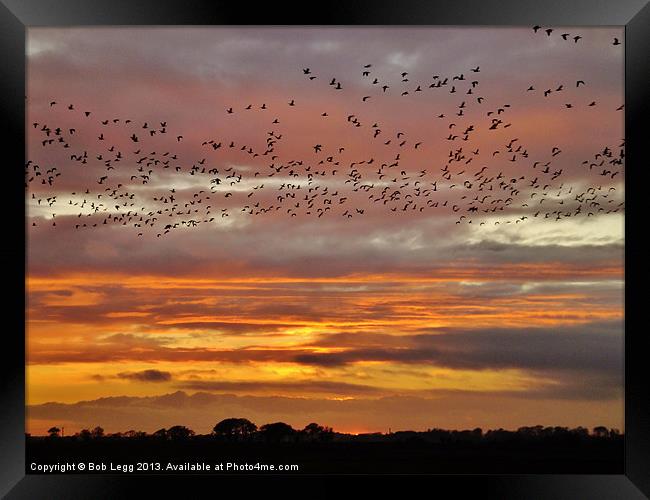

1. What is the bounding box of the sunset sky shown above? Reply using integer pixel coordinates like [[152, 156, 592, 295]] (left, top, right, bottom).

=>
[[26, 27, 624, 435]]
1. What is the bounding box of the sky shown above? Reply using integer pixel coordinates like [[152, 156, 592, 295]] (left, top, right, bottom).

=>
[[26, 27, 624, 435]]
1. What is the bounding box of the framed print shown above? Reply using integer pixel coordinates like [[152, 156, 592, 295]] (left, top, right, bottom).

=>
[[1, 0, 649, 498]]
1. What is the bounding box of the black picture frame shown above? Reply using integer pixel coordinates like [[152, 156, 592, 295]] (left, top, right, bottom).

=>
[[2, 1, 648, 498]]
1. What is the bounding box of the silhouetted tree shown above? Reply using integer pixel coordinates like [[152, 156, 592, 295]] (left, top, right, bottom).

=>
[[152, 428, 169, 440], [516, 425, 544, 438], [123, 430, 147, 439], [301, 422, 334, 442], [90, 426, 104, 439], [259, 422, 296, 443], [77, 429, 92, 441], [47, 427, 61, 438], [212, 418, 257, 441], [574, 426, 589, 437], [167, 425, 195, 440], [593, 426, 609, 438]]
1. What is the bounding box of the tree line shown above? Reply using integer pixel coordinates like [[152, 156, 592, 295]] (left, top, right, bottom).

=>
[[42, 419, 334, 443], [37, 420, 622, 444]]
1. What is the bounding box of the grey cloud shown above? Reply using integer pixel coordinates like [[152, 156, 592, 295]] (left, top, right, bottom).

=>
[[116, 369, 172, 382], [301, 321, 623, 374]]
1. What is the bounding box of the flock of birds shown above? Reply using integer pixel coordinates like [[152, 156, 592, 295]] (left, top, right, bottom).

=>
[[26, 27, 625, 237]]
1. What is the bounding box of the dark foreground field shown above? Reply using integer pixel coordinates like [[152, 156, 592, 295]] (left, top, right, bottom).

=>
[[27, 436, 623, 474]]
